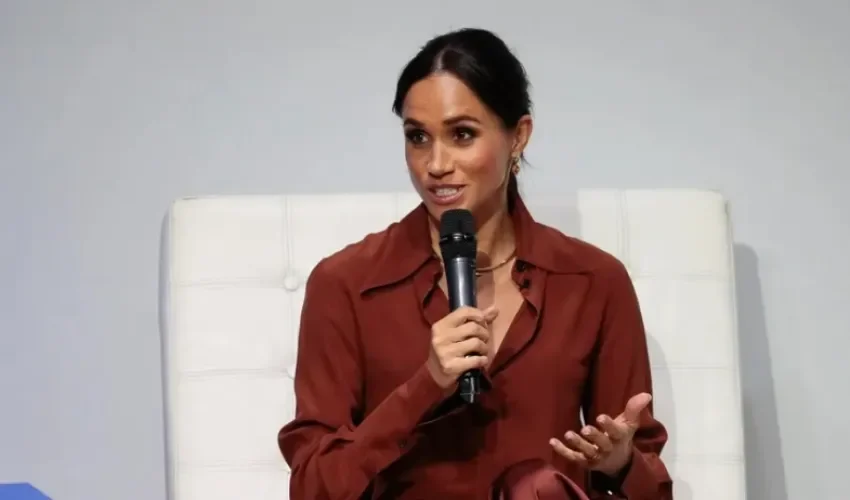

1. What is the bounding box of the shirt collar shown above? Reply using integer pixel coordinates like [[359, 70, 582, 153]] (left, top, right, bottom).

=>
[[359, 195, 590, 294]]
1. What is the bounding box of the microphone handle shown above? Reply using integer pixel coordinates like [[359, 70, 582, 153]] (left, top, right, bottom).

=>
[[444, 256, 482, 404], [458, 370, 482, 403]]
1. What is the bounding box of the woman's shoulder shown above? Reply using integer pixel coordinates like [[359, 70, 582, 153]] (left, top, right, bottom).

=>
[[530, 220, 628, 278], [306, 219, 410, 290]]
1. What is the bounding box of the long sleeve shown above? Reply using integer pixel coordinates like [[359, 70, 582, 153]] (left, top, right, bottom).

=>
[[277, 259, 447, 500], [583, 261, 674, 500]]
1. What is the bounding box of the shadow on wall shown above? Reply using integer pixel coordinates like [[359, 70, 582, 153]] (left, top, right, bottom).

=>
[[648, 244, 789, 499], [157, 211, 176, 500], [734, 244, 789, 500], [643, 334, 693, 499]]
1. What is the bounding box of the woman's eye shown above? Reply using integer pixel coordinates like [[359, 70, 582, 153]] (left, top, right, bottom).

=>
[[405, 130, 428, 145], [454, 127, 477, 142]]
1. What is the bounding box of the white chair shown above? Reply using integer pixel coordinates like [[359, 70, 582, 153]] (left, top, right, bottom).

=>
[[158, 190, 746, 499]]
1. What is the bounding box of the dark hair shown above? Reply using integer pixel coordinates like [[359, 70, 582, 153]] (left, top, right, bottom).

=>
[[392, 28, 532, 210]]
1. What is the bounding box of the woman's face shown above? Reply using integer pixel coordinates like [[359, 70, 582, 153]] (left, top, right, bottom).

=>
[[401, 72, 529, 223]]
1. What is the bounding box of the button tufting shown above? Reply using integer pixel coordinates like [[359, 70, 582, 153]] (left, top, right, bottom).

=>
[[283, 274, 300, 291]]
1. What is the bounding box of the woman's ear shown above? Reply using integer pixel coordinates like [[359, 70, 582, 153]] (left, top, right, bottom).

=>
[[512, 114, 533, 157]]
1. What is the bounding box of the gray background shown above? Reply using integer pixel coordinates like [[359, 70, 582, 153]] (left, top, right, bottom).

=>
[[1, 1, 847, 499]]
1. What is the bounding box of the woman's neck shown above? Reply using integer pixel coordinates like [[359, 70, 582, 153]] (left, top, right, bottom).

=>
[[474, 205, 516, 265]]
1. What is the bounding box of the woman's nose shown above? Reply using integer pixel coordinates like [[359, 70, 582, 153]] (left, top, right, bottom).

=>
[[426, 145, 453, 176]]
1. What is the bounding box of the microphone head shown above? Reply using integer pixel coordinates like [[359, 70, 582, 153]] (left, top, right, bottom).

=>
[[439, 209, 476, 260], [439, 209, 475, 238]]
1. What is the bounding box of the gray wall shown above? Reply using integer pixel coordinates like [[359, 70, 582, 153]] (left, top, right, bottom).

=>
[[1, 1, 847, 499]]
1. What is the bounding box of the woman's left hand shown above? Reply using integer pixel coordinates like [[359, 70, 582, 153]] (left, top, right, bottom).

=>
[[549, 393, 652, 477]]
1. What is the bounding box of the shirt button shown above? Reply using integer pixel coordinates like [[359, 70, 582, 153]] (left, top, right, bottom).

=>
[[515, 261, 527, 272], [398, 439, 408, 449]]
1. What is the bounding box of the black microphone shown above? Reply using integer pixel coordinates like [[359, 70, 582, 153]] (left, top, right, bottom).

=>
[[439, 209, 484, 404]]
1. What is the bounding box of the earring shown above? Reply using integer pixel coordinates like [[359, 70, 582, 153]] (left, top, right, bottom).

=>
[[510, 156, 521, 174]]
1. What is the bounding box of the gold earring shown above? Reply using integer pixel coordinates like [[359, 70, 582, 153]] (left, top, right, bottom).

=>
[[510, 156, 521, 174]]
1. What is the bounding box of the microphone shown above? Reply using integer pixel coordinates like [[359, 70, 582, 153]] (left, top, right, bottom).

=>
[[439, 208, 484, 404]]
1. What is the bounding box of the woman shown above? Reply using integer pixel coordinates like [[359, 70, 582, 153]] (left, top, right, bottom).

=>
[[278, 28, 673, 499]]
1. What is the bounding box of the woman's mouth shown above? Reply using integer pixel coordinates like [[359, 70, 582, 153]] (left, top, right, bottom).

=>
[[428, 186, 465, 205]]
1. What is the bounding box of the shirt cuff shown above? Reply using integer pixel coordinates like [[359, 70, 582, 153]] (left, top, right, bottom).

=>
[[589, 446, 657, 498], [589, 457, 630, 495], [619, 446, 659, 499]]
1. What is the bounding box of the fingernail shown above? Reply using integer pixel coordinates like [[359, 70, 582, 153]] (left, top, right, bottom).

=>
[[581, 427, 590, 435]]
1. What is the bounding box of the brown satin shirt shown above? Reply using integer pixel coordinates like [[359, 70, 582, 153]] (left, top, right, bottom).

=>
[[278, 196, 673, 500]]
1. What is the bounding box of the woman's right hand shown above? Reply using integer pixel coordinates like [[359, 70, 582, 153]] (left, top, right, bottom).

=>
[[426, 305, 499, 389]]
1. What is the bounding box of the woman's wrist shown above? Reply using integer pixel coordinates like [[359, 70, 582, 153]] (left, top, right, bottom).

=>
[[598, 448, 633, 479]]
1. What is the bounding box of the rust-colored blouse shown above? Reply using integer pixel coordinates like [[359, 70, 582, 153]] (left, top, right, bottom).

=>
[[278, 197, 673, 499]]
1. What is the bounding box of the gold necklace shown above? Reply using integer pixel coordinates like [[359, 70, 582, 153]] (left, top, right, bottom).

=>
[[475, 247, 517, 276], [434, 247, 518, 276]]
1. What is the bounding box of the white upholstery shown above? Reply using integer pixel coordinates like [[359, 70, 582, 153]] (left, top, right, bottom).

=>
[[158, 190, 746, 500]]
